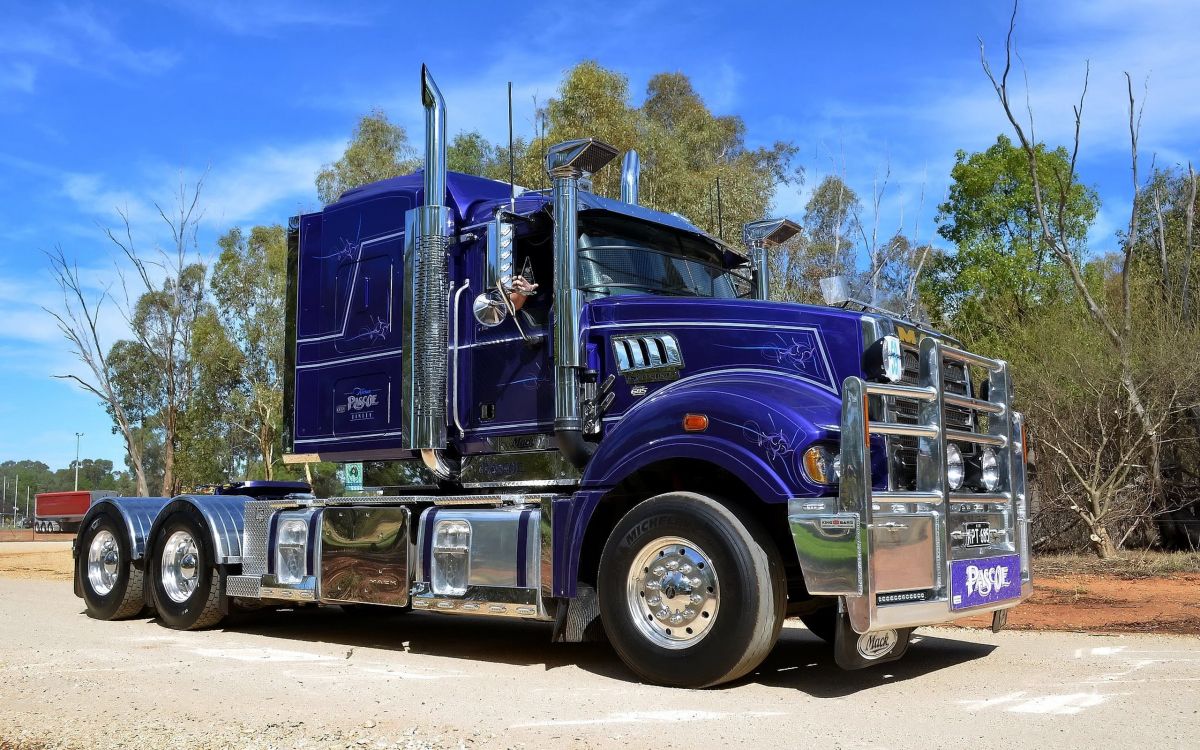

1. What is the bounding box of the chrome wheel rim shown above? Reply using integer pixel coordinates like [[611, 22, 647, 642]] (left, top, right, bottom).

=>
[[87, 530, 120, 596], [626, 536, 719, 649], [161, 530, 200, 604]]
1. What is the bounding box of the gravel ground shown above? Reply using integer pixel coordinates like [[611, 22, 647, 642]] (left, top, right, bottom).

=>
[[0, 576, 1198, 750]]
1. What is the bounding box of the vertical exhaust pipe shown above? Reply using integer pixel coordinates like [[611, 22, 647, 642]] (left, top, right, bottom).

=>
[[620, 150, 640, 205], [546, 138, 617, 467], [402, 65, 454, 477]]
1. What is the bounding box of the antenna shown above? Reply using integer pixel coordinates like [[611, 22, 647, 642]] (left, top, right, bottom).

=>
[[716, 176, 724, 240], [507, 81, 515, 211]]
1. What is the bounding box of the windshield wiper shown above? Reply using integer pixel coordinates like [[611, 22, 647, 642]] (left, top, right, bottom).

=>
[[580, 283, 697, 298]]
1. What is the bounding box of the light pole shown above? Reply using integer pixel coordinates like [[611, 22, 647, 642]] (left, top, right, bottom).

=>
[[74, 432, 84, 491]]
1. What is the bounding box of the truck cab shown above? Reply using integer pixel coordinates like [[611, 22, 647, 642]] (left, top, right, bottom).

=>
[[72, 66, 1031, 688]]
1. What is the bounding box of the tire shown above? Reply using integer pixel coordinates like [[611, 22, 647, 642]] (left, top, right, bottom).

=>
[[597, 492, 786, 688], [77, 512, 145, 620], [800, 605, 837, 644], [148, 510, 224, 630]]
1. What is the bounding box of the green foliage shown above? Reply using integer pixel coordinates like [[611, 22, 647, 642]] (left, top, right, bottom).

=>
[[440, 62, 799, 242], [105, 261, 213, 495], [0, 458, 137, 519], [315, 109, 418, 205], [925, 135, 1099, 345], [770, 176, 862, 304], [208, 225, 289, 479]]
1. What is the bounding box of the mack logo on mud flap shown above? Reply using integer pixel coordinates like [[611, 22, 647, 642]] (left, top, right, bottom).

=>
[[857, 630, 898, 659], [950, 554, 1021, 610]]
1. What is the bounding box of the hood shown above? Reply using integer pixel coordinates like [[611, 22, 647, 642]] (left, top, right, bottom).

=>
[[586, 296, 867, 412]]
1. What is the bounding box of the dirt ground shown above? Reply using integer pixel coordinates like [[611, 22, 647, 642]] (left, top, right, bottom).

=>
[[1, 542, 1197, 749], [0, 542, 73, 581], [2, 577, 1198, 750], [3, 541, 1196, 636], [952, 573, 1200, 634]]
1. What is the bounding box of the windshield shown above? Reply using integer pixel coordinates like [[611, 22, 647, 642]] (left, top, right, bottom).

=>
[[578, 214, 751, 299]]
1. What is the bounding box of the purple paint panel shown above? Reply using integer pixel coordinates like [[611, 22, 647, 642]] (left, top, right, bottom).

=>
[[949, 554, 1021, 610]]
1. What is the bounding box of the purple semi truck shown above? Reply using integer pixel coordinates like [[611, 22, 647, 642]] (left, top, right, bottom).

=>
[[72, 66, 1031, 687]]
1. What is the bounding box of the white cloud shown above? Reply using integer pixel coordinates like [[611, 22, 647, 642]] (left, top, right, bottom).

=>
[[0, 61, 35, 93], [200, 139, 344, 227], [165, 0, 376, 36], [756, 0, 1199, 258], [0, 4, 178, 96]]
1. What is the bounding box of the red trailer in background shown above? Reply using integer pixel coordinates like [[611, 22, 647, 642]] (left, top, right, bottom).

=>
[[34, 491, 115, 533]]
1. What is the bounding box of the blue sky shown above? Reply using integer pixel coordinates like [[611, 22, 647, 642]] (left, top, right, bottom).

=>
[[1, 0, 1197, 471]]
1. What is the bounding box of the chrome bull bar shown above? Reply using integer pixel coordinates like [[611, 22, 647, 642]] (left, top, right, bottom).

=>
[[789, 337, 1032, 634]]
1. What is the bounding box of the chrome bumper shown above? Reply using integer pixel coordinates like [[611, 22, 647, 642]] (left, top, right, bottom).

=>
[[790, 337, 1032, 634]]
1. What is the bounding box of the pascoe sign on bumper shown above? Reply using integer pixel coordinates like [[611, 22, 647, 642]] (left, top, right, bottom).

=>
[[950, 554, 1021, 610]]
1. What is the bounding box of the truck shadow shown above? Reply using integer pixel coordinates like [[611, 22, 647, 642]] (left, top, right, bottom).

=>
[[741, 628, 997, 696], [217, 607, 995, 694]]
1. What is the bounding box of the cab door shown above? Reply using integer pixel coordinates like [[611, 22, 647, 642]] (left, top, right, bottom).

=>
[[452, 221, 555, 439]]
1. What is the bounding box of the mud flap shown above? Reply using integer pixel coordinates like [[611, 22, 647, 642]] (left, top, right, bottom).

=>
[[833, 610, 913, 670], [552, 583, 607, 643], [991, 608, 1008, 633]]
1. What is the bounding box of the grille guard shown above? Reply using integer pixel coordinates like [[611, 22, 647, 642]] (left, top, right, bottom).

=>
[[789, 337, 1032, 634]]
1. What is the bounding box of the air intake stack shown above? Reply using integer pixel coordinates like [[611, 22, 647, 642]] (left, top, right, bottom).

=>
[[620, 150, 640, 205], [546, 138, 618, 467], [742, 218, 801, 301]]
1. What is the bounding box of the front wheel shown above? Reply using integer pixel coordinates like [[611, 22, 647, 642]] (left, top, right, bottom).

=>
[[148, 511, 224, 630], [598, 492, 785, 688]]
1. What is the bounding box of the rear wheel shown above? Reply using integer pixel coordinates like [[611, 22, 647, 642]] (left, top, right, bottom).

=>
[[149, 511, 224, 630], [77, 512, 144, 620], [598, 492, 786, 688]]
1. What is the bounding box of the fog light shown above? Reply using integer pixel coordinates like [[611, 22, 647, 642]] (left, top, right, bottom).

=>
[[863, 335, 903, 383], [946, 443, 964, 490], [980, 447, 1000, 491], [275, 517, 308, 585]]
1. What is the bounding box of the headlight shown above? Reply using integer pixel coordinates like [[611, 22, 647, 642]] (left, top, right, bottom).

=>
[[863, 335, 903, 383], [946, 443, 964, 490], [275, 517, 309, 585], [802, 445, 839, 485], [980, 447, 1000, 491]]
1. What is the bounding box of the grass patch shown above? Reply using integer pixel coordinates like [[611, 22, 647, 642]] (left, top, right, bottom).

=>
[[1035, 551, 1200, 578]]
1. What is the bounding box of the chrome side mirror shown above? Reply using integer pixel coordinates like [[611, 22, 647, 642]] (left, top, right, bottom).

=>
[[472, 292, 507, 327]]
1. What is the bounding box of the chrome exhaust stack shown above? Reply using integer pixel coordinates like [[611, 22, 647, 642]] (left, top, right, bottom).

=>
[[402, 65, 454, 477], [620, 150, 640, 205], [546, 138, 618, 467], [742, 218, 800, 301]]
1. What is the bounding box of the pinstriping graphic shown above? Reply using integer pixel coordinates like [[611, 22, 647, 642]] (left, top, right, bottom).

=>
[[594, 321, 839, 394], [297, 223, 404, 345]]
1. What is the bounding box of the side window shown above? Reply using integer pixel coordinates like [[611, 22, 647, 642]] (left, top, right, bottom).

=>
[[512, 227, 553, 326]]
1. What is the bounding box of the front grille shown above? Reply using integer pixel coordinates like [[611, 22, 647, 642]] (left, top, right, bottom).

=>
[[888, 347, 974, 489]]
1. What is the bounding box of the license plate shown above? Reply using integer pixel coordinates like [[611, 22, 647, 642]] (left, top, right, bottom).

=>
[[963, 522, 991, 547], [950, 554, 1021, 610]]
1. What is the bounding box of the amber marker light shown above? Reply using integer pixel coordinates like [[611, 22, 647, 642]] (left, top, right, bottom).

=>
[[863, 390, 870, 442], [682, 413, 709, 432]]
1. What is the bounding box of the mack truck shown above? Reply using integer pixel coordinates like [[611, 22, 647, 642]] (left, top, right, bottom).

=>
[[72, 66, 1032, 688]]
